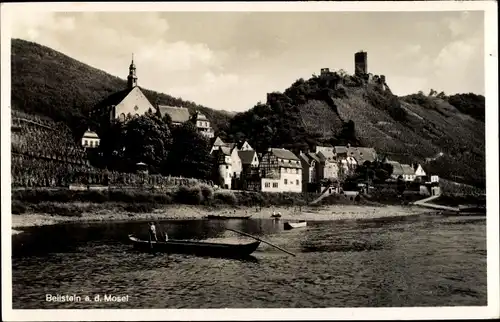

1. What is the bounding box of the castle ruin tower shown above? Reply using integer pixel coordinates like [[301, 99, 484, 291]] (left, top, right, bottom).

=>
[[127, 54, 138, 89], [354, 51, 368, 76]]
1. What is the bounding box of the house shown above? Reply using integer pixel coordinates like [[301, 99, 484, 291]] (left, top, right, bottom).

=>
[[299, 152, 320, 192], [315, 145, 334, 154], [81, 129, 100, 149], [333, 146, 348, 158], [347, 146, 378, 167], [239, 150, 259, 171], [91, 58, 156, 123], [212, 146, 233, 189], [259, 148, 302, 193], [238, 140, 253, 151], [237, 150, 260, 190], [210, 137, 236, 154], [401, 164, 416, 181], [212, 142, 242, 189], [413, 164, 427, 178], [159, 107, 215, 138], [316, 150, 339, 181], [159, 105, 191, 126], [386, 160, 404, 180], [193, 111, 214, 138]]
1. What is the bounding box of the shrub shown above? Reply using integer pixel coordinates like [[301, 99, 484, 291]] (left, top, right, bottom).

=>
[[31, 202, 83, 217], [174, 185, 203, 205], [214, 190, 238, 206], [11, 200, 26, 214], [199, 184, 214, 203]]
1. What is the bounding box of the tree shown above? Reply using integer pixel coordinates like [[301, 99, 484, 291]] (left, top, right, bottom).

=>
[[122, 114, 173, 172], [167, 122, 213, 179]]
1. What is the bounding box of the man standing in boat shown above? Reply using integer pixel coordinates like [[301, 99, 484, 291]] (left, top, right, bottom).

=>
[[148, 222, 158, 242]]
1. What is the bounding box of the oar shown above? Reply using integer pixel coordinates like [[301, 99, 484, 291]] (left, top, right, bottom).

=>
[[226, 228, 296, 257]]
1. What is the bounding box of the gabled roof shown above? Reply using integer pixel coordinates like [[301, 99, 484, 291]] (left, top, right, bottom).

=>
[[219, 146, 232, 156], [299, 153, 311, 165], [307, 152, 321, 163], [197, 112, 208, 121], [334, 146, 348, 154], [159, 105, 190, 123], [269, 148, 299, 161], [317, 150, 336, 162], [237, 140, 253, 150], [94, 88, 134, 111], [401, 164, 415, 175], [347, 147, 377, 164], [83, 130, 99, 139], [386, 160, 404, 176], [238, 150, 257, 165]]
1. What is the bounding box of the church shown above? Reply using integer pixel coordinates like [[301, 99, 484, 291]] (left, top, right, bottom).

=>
[[90, 56, 156, 124], [90, 57, 215, 138]]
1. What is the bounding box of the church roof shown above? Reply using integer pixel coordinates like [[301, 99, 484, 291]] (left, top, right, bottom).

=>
[[94, 88, 134, 112], [159, 105, 190, 123]]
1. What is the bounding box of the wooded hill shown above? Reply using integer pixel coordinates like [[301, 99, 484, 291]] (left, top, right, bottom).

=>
[[11, 39, 233, 140], [223, 74, 485, 188], [11, 38, 486, 187]]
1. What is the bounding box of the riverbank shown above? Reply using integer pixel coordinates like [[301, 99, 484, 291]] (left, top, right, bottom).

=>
[[12, 203, 433, 231]]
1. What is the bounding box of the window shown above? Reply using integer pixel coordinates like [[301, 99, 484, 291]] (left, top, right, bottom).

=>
[[226, 165, 229, 169], [96, 141, 99, 147], [273, 182, 278, 188], [284, 179, 288, 185], [84, 140, 88, 146], [265, 182, 270, 188], [295, 169, 298, 174], [296, 180, 299, 185], [90, 141, 94, 147]]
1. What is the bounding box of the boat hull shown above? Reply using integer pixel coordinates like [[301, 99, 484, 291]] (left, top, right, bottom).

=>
[[206, 214, 252, 220], [128, 235, 260, 258], [284, 221, 307, 230]]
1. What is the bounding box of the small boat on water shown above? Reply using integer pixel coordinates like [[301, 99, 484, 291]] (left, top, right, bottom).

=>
[[283, 221, 307, 230], [206, 214, 252, 220], [128, 234, 260, 258], [458, 204, 486, 215]]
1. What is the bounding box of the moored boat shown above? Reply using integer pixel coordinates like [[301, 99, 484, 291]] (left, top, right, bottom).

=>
[[128, 234, 260, 258], [206, 214, 252, 220], [458, 204, 486, 215], [284, 221, 307, 230]]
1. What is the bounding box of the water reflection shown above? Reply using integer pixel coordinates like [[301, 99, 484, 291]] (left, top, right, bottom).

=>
[[12, 214, 487, 308]]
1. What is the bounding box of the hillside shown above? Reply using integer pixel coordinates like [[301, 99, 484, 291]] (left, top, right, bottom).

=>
[[11, 39, 232, 139], [225, 73, 486, 188]]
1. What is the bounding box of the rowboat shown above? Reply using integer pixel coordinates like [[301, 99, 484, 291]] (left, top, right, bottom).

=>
[[459, 205, 486, 214], [128, 234, 260, 258], [283, 221, 307, 230], [206, 214, 252, 220]]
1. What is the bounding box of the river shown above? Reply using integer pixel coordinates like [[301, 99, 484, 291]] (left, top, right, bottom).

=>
[[11, 212, 486, 308]]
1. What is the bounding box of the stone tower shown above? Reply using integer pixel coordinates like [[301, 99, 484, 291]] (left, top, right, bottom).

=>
[[354, 51, 368, 76], [127, 54, 138, 89]]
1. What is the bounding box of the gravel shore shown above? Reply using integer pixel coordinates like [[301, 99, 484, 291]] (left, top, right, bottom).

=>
[[11, 203, 432, 233]]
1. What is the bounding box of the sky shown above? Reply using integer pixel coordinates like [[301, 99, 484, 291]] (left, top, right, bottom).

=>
[[11, 10, 485, 112]]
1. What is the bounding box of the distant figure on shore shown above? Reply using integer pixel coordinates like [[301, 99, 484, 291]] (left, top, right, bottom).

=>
[[164, 231, 169, 242], [148, 222, 158, 242]]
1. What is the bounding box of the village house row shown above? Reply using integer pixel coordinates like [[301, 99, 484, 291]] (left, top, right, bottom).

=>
[[78, 56, 439, 195], [209, 137, 438, 194]]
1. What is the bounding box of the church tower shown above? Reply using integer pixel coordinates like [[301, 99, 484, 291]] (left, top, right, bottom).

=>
[[127, 54, 138, 89]]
